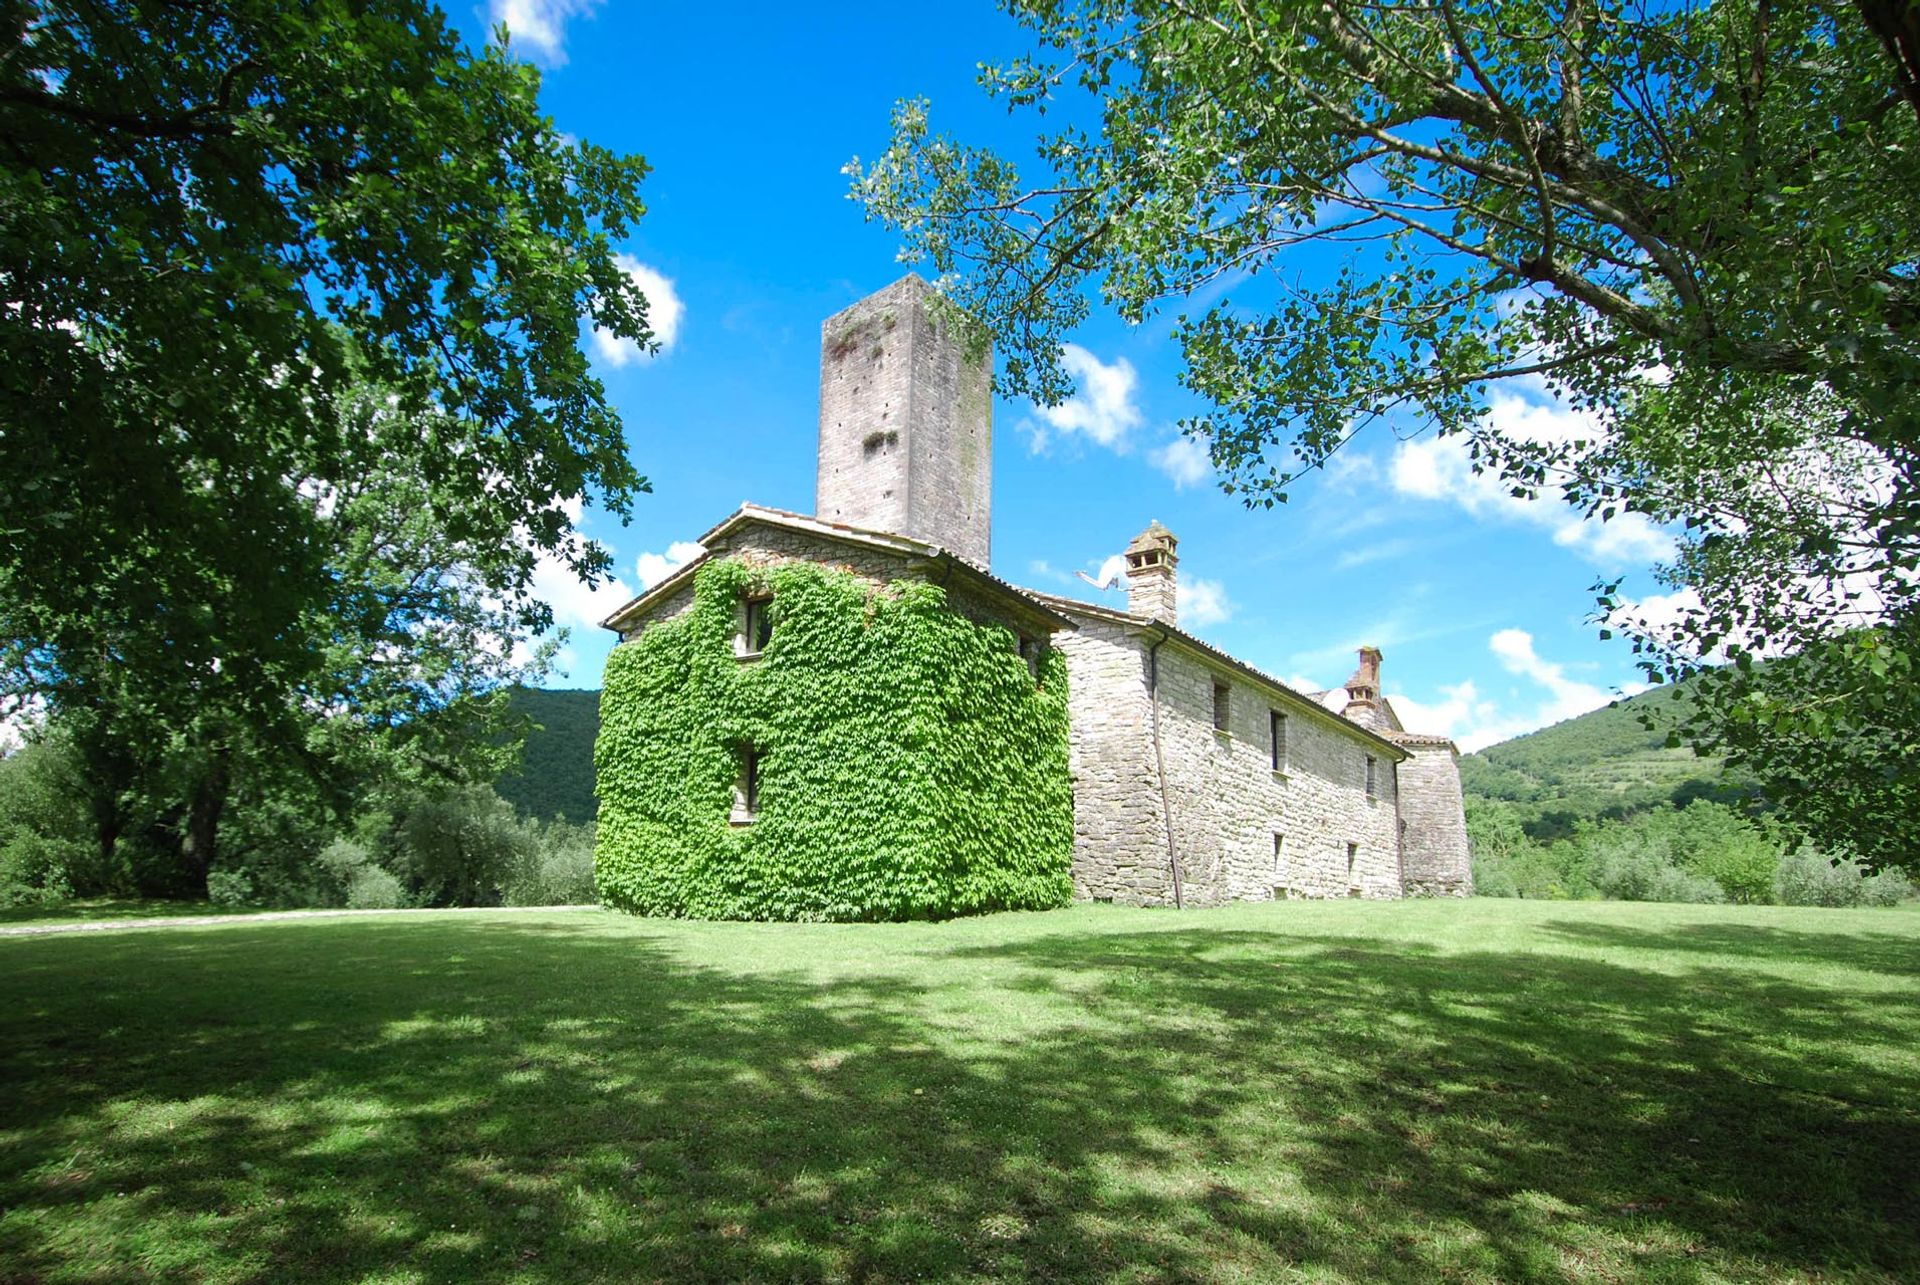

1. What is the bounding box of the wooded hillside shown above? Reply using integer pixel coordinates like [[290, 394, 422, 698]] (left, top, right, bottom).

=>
[[496, 689, 601, 823], [1459, 685, 1754, 840]]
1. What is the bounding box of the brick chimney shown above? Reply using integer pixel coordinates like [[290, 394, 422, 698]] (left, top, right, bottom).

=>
[[1341, 646, 1383, 723], [1124, 521, 1179, 625]]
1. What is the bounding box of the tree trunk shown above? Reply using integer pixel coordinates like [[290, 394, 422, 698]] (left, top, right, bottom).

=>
[[1856, 0, 1920, 129], [179, 751, 230, 900]]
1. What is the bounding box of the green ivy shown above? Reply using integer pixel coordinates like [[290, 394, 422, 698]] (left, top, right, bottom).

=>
[[594, 558, 1074, 920]]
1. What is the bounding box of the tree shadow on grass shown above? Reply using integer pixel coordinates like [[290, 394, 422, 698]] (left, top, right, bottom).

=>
[[0, 918, 1916, 1282], [952, 926, 1920, 1280], [1541, 915, 1920, 979]]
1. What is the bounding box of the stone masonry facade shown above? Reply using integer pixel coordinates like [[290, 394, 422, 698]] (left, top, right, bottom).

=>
[[1394, 742, 1473, 896], [600, 273, 1474, 912], [1040, 604, 1408, 906], [816, 276, 993, 568]]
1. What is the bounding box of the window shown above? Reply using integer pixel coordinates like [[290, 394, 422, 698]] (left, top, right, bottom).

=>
[[1017, 634, 1043, 681], [1269, 710, 1288, 773], [731, 746, 762, 824], [741, 595, 773, 656], [1346, 842, 1358, 878], [1365, 754, 1378, 800], [1212, 681, 1230, 733], [1273, 833, 1285, 874]]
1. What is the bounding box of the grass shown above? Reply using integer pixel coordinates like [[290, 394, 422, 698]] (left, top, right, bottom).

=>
[[1, 900, 1916, 1283], [0, 899, 273, 928]]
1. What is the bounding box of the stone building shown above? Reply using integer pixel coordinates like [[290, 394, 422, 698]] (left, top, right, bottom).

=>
[[597, 274, 1471, 914]]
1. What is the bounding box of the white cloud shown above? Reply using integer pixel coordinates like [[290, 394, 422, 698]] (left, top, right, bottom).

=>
[[592, 256, 684, 368], [635, 540, 705, 589], [526, 496, 634, 635], [1334, 536, 1419, 571], [1179, 577, 1233, 628], [531, 555, 631, 636], [1042, 344, 1143, 449], [1371, 629, 1639, 752], [1388, 388, 1673, 569], [1608, 587, 1703, 648], [1384, 680, 1513, 751], [1487, 628, 1616, 725], [1150, 435, 1211, 488], [488, 0, 599, 66]]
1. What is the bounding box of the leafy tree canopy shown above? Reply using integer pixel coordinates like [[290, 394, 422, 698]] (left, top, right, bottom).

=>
[[1, 0, 652, 732], [852, 0, 1920, 870]]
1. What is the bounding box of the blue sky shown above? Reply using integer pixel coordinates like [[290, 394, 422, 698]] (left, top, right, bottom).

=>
[[464, 0, 1686, 751]]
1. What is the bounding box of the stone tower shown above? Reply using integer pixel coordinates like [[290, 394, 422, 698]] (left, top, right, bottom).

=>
[[1124, 521, 1179, 624], [815, 275, 993, 567]]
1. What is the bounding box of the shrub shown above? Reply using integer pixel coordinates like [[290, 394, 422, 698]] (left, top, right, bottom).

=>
[[504, 823, 597, 906], [0, 740, 96, 902], [0, 833, 77, 907], [344, 864, 406, 910], [1590, 843, 1727, 904], [1776, 849, 1916, 908], [1469, 850, 1521, 898], [396, 786, 533, 907], [206, 868, 257, 907], [1860, 868, 1917, 908]]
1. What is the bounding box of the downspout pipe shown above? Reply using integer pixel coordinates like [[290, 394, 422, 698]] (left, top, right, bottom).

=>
[[1146, 625, 1184, 909]]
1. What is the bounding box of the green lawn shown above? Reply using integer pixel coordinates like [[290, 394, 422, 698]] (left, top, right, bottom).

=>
[[1, 900, 1915, 1283], [0, 898, 271, 928]]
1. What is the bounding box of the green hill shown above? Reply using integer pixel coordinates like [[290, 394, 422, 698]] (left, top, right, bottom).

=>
[[495, 688, 600, 823], [1460, 684, 1754, 840]]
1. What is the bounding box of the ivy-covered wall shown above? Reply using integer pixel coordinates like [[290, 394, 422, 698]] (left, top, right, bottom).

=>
[[594, 557, 1074, 921]]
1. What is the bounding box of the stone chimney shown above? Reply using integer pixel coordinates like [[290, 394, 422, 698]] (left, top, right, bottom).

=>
[[1124, 521, 1179, 625], [815, 275, 993, 566], [1341, 646, 1384, 724]]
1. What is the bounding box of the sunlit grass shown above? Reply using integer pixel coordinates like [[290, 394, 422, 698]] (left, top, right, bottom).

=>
[[2, 899, 1915, 1282]]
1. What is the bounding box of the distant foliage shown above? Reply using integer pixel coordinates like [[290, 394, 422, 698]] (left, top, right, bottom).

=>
[[495, 689, 601, 823], [595, 558, 1075, 921], [0, 741, 596, 911], [1469, 798, 1909, 907], [504, 822, 598, 907], [0, 740, 88, 906]]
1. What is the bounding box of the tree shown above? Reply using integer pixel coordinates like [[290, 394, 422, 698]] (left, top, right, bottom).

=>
[[851, 0, 1920, 869], [1, 0, 651, 753], [3, 369, 569, 894]]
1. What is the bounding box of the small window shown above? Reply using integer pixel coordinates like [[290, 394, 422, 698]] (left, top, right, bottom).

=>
[[1269, 710, 1288, 773], [732, 746, 761, 823], [1273, 833, 1285, 874], [1212, 681, 1230, 733], [1365, 754, 1378, 800], [742, 595, 773, 656], [1017, 634, 1043, 681], [1346, 842, 1358, 878]]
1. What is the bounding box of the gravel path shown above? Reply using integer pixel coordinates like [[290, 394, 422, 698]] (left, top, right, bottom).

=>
[[0, 905, 604, 938]]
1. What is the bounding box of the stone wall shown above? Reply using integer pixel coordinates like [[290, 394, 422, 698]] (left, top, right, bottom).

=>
[[1396, 743, 1474, 896], [815, 276, 992, 566], [619, 579, 697, 640], [1152, 641, 1403, 904], [620, 521, 1050, 651], [1054, 607, 1406, 906], [1052, 615, 1176, 904]]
